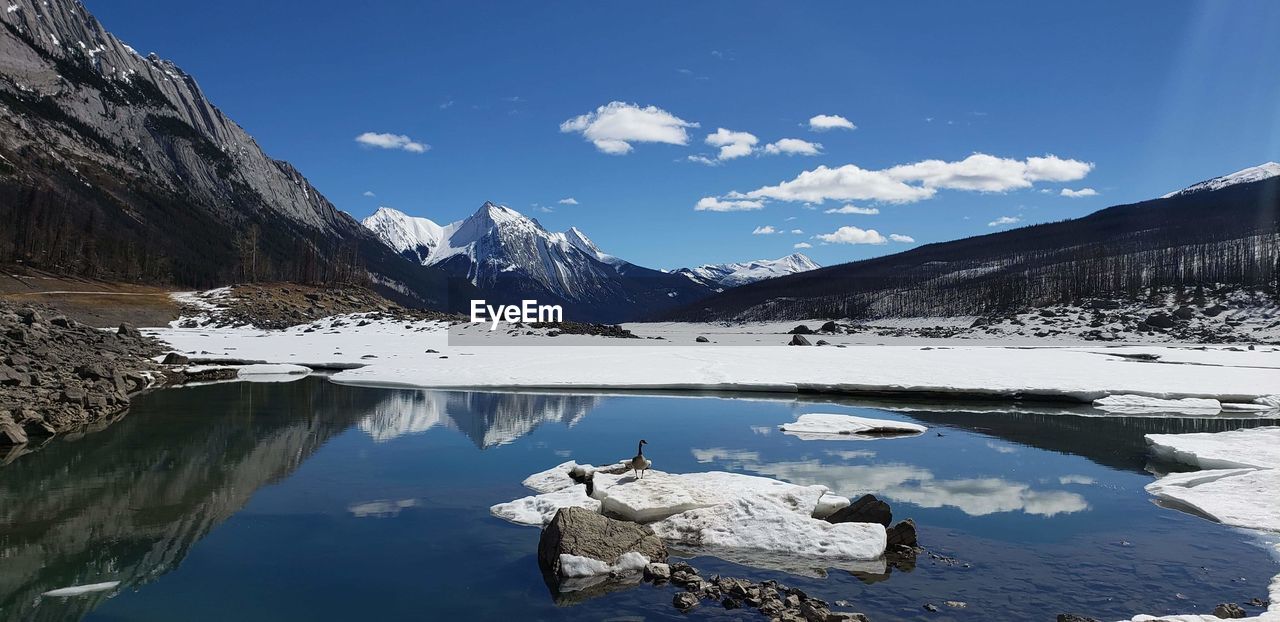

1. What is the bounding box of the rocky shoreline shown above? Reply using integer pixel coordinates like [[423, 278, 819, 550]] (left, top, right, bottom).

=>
[[0, 301, 168, 447]]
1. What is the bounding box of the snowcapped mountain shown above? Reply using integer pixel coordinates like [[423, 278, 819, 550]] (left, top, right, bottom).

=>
[[1162, 162, 1280, 198], [675, 253, 821, 289], [363, 204, 714, 323]]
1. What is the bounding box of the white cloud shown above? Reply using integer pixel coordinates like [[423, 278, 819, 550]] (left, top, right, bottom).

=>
[[885, 153, 1092, 192], [988, 215, 1022, 227], [815, 226, 887, 245], [560, 101, 698, 154], [763, 138, 823, 156], [738, 153, 1093, 205], [694, 197, 764, 212], [790, 229, 803, 234], [687, 155, 719, 166], [794, 242, 812, 249], [705, 128, 759, 160], [752, 225, 779, 235], [889, 234, 915, 243], [824, 205, 879, 215], [746, 164, 936, 204], [355, 132, 429, 153], [809, 114, 856, 132], [557, 197, 579, 205], [362, 191, 376, 198], [1061, 187, 1098, 198]]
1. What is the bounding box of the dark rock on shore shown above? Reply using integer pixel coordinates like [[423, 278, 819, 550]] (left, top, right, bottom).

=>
[[528, 321, 640, 339], [1056, 615, 1101, 622], [789, 334, 812, 346], [1213, 603, 1246, 618], [176, 283, 458, 330], [0, 301, 166, 445]]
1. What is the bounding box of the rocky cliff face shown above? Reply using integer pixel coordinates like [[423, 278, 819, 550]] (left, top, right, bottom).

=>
[[0, 0, 455, 307]]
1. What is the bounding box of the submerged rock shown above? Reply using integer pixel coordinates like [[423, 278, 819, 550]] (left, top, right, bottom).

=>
[[1212, 603, 1246, 619]]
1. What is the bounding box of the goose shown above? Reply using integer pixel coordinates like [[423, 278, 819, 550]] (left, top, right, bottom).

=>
[[628, 439, 651, 479]]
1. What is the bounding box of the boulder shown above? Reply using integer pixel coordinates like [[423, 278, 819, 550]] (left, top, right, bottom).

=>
[[643, 562, 671, 582], [825, 494, 892, 526], [788, 324, 814, 335], [695, 336, 710, 343], [537, 507, 667, 578], [1212, 603, 1246, 619], [673, 592, 699, 611], [1203, 304, 1229, 317], [162, 352, 191, 365], [1144, 313, 1176, 329], [1172, 306, 1196, 320], [117, 323, 143, 338], [819, 321, 839, 333], [886, 519, 918, 547], [788, 334, 812, 346]]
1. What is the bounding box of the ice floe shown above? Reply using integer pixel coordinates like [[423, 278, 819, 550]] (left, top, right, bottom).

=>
[[1147, 427, 1280, 470], [1093, 395, 1222, 414], [492, 461, 883, 571], [779, 413, 926, 440], [1146, 468, 1280, 532]]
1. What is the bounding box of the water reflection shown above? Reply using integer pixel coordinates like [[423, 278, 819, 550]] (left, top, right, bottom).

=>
[[358, 390, 603, 448], [691, 449, 1090, 518]]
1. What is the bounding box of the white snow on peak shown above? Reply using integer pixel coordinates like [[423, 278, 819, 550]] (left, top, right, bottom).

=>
[[1162, 162, 1280, 198], [675, 253, 820, 288], [360, 207, 444, 263]]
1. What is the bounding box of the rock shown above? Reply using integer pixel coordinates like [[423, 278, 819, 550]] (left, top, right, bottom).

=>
[[815, 339, 830, 346], [1213, 603, 1246, 619], [944, 601, 967, 608], [819, 321, 839, 333], [49, 315, 72, 328], [537, 507, 666, 577], [1203, 304, 1228, 317], [788, 334, 812, 346], [673, 592, 699, 611], [162, 352, 191, 365], [75, 363, 110, 380], [643, 562, 670, 582], [789, 324, 814, 334], [695, 336, 709, 343], [117, 323, 142, 338], [1056, 615, 1101, 622], [1145, 312, 1176, 329], [1173, 306, 1196, 320], [886, 518, 918, 547], [826, 494, 892, 526], [923, 603, 939, 612]]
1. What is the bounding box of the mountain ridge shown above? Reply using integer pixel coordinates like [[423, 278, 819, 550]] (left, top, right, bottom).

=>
[[363, 204, 715, 323]]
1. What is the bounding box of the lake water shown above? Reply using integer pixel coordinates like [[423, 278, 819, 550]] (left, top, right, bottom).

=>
[[2, 377, 1277, 621]]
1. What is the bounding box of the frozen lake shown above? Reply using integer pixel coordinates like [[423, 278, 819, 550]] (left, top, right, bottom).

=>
[[2, 378, 1277, 621]]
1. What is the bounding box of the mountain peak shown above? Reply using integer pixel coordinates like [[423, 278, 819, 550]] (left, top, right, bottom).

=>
[[1163, 162, 1280, 198], [675, 253, 822, 288]]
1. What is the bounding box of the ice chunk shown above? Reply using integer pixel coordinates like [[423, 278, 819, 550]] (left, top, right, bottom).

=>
[[652, 495, 886, 561], [1147, 427, 1280, 470], [1093, 395, 1221, 414], [779, 413, 926, 440], [1146, 468, 1280, 532], [598, 470, 831, 523], [1256, 395, 1280, 408], [521, 460, 583, 493], [236, 363, 310, 376], [812, 492, 852, 519], [557, 551, 650, 578], [490, 486, 599, 526], [42, 581, 121, 597]]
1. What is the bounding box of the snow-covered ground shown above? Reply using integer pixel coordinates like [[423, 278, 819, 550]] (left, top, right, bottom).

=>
[[145, 314, 1280, 405]]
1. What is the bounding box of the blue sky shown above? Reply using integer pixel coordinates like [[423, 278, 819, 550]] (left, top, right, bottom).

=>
[[87, 1, 1280, 269]]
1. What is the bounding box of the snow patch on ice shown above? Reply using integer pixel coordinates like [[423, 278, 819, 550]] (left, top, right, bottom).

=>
[[490, 486, 600, 526], [1147, 427, 1280, 471], [779, 413, 926, 440]]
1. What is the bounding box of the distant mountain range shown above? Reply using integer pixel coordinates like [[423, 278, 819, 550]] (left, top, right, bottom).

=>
[[362, 204, 713, 322], [662, 164, 1280, 322], [674, 253, 820, 290], [0, 0, 460, 308]]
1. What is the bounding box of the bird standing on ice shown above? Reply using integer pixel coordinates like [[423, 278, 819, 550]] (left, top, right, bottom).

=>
[[629, 439, 651, 479]]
